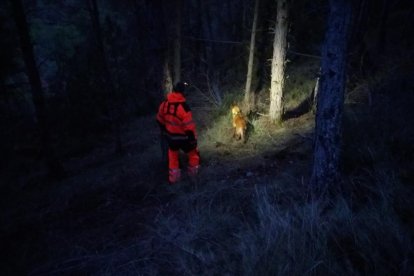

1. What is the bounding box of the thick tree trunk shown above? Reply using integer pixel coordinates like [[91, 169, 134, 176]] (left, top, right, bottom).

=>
[[244, 0, 260, 110], [88, 0, 122, 154], [10, 0, 65, 178], [377, 0, 391, 52], [173, 0, 182, 83], [269, 0, 288, 123], [310, 0, 352, 195]]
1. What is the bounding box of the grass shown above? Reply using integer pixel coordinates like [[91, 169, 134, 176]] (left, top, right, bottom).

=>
[[117, 68, 413, 275], [95, 77, 412, 275], [108, 164, 413, 275], [1, 61, 413, 275], [283, 59, 319, 111]]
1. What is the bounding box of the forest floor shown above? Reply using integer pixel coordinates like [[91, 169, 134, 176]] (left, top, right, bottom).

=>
[[0, 105, 316, 275]]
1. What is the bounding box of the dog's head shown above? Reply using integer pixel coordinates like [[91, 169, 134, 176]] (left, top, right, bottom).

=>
[[231, 105, 242, 118]]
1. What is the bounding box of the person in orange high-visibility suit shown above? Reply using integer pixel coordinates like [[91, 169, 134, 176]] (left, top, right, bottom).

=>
[[156, 82, 200, 184]]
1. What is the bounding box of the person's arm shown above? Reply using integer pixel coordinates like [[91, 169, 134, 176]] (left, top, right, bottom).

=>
[[156, 101, 166, 132], [178, 103, 197, 139]]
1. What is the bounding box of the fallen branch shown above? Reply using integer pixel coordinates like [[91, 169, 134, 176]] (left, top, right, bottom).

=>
[[288, 50, 321, 59]]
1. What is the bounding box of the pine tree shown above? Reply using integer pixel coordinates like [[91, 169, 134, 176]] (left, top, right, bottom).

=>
[[10, 0, 65, 178], [173, 0, 182, 83], [269, 0, 288, 123], [87, 0, 122, 154], [244, 0, 260, 111], [310, 0, 352, 195]]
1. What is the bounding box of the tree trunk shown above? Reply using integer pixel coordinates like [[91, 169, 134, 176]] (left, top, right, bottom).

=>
[[199, 0, 222, 105], [88, 0, 122, 154], [255, 0, 271, 98], [377, 0, 391, 52], [10, 0, 65, 178], [163, 60, 173, 95], [312, 74, 320, 112], [173, 0, 182, 83], [244, 0, 260, 111], [269, 0, 288, 123], [194, 0, 204, 72], [310, 0, 352, 196]]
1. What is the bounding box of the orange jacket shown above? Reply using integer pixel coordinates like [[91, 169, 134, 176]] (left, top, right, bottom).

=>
[[156, 92, 197, 139]]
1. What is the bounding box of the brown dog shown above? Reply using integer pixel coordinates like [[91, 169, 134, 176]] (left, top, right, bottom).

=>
[[231, 105, 247, 142]]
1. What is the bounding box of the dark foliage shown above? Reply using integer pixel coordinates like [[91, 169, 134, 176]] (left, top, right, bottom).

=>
[[0, 0, 413, 274]]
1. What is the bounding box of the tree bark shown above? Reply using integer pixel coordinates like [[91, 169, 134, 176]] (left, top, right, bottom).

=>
[[88, 0, 122, 154], [310, 0, 352, 195], [10, 0, 65, 178], [377, 0, 390, 52], [312, 74, 320, 112], [199, 0, 222, 105], [255, 0, 271, 98], [163, 59, 173, 95], [269, 0, 288, 123], [173, 0, 182, 83], [244, 0, 260, 111]]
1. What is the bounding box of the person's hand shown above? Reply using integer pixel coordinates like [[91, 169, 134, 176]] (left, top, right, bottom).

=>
[[189, 139, 197, 148], [186, 130, 195, 141], [157, 121, 166, 133], [186, 131, 197, 147]]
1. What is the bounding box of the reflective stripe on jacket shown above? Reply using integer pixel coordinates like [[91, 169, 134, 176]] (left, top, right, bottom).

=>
[[156, 92, 197, 138]]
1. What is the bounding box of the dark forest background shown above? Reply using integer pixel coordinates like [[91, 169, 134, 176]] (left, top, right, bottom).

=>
[[1, 0, 326, 171], [1, 0, 414, 275]]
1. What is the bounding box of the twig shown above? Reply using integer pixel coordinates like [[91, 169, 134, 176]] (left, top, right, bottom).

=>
[[294, 133, 313, 141], [288, 50, 321, 59], [183, 35, 245, 45], [191, 84, 219, 107]]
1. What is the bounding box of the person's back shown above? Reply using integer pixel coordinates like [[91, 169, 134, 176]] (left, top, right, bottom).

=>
[[156, 82, 200, 184]]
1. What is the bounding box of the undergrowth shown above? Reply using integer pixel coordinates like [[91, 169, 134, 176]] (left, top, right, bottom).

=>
[[108, 72, 414, 275], [2, 61, 413, 276], [94, 166, 413, 275]]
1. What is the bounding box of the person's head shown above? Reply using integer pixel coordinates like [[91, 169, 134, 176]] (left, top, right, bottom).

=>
[[173, 82, 188, 94]]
